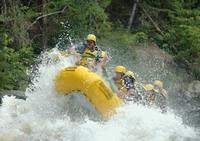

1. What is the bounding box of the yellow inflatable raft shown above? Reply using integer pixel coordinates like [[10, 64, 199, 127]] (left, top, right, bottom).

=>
[[54, 66, 123, 118]]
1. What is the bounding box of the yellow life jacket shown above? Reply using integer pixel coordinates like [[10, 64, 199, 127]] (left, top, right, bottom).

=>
[[114, 78, 128, 93], [79, 48, 106, 68], [146, 91, 157, 105]]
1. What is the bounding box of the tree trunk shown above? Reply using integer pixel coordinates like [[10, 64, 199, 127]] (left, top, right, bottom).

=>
[[127, 0, 139, 31], [42, 0, 48, 49], [2, 0, 7, 14], [88, 14, 92, 33], [139, 4, 164, 35]]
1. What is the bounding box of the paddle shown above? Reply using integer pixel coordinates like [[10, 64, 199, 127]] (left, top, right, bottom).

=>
[[102, 68, 118, 93]]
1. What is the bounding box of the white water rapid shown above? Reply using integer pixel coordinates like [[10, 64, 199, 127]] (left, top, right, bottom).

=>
[[0, 49, 199, 141]]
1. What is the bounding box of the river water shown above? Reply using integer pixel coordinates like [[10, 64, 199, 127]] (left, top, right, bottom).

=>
[[0, 49, 199, 141]]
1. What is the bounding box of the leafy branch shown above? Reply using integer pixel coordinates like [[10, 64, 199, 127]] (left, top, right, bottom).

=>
[[26, 6, 67, 31]]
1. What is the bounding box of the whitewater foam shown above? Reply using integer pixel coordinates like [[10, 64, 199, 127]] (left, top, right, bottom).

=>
[[0, 49, 199, 141]]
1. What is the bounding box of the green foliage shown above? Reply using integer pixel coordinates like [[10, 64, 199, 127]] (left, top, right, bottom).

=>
[[48, 0, 111, 38], [1, 0, 200, 91], [167, 25, 200, 79], [138, 0, 200, 80], [0, 47, 33, 90], [0, 0, 112, 90], [99, 31, 148, 64], [174, 46, 200, 79], [0, 1, 36, 90], [134, 32, 148, 43], [103, 31, 148, 48], [173, 26, 200, 51]]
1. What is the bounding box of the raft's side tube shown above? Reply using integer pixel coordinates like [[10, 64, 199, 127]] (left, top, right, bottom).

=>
[[54, 66, 123, 118]]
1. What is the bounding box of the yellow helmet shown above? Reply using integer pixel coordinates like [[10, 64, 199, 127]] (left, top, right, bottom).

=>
[[87, 34, 96, 42], [153, 80, 163, 88], [115, 66, 127, 74], [125, 71, 135, 79], [144, 84, 155, 91]]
